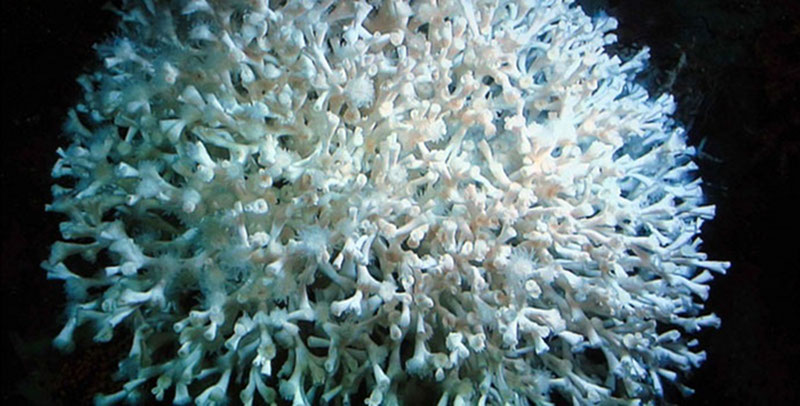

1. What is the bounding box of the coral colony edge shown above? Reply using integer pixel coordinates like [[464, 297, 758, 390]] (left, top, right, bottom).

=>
[[43, 0, 729, 405]]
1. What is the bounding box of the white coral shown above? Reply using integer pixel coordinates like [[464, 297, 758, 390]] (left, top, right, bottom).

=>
[[45, 0, 728, 405]]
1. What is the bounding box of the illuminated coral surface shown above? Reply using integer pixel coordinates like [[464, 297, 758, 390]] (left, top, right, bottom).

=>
[[44, 0, 729, 404]]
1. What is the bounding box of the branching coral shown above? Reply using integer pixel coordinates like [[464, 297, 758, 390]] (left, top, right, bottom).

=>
[[44, 0, 729, 404]]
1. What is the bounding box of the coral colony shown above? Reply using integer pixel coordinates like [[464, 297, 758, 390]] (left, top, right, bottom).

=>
[[43, 0, 729, 404]]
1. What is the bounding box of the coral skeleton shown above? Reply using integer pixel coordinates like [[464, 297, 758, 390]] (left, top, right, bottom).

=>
[[44, 0, 729, 404]]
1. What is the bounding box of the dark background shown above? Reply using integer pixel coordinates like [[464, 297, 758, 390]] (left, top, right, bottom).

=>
[[1, 1, 798, 405]]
